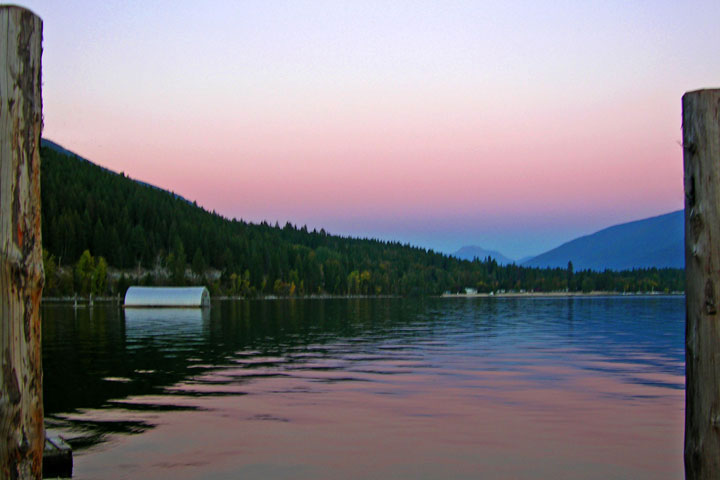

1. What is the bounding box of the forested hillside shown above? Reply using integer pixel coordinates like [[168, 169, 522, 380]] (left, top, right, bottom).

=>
[[40, 142, 684, 297]]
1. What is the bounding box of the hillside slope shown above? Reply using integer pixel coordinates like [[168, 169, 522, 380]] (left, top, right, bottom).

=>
[[40, 141, 466, 295], [522, 211, 683, 270], [39, 140, 684, 296]]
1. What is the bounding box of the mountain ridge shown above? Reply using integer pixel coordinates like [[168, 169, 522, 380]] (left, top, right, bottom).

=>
[[522, 211, 683, 270], [452, 246, 515, 265]]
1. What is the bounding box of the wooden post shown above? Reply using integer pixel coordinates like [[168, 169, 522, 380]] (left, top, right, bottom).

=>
[[0, 6, 44, 480], [684, 88, 720, 479]]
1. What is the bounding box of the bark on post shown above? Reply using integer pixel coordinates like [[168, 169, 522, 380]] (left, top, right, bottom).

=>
[[684, 88, 720, 479], [0, 6, 44, 480]]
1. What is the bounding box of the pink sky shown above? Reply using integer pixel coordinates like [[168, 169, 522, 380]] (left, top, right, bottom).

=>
[[23, 0, 720, 258]]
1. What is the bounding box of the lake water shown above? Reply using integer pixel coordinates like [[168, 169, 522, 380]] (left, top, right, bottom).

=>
[[42, 296, 685, 479]]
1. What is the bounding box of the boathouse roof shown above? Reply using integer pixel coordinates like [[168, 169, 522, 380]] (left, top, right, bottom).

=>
[[123, 286, 210, 308]]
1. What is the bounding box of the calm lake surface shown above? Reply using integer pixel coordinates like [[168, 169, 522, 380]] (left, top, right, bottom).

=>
[[42, 296, 684, 480]]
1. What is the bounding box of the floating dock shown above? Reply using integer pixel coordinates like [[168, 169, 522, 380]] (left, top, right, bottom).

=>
[[43, 435, 73, 478]]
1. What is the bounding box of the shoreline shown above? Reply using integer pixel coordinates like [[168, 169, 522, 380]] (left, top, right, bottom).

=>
[[41, 291, 684, 304], [439, 291, 684, 299], [40, 293, 401, 304]]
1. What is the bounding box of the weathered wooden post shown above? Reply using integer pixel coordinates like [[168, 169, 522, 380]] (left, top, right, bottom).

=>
[[684, 88, 720, 479], [0, 6, 44, 480]]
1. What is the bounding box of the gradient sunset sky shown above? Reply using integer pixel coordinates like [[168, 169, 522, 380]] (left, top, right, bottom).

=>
[[22, 0, 720, 259]]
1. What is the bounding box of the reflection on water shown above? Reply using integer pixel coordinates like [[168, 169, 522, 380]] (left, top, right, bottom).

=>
[[124, 308, 210, 338], [42, 296, 684, 479]]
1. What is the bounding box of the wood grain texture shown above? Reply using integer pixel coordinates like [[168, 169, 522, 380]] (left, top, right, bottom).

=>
[[0, 6, 44, 480], [684, 88, 720, 480]]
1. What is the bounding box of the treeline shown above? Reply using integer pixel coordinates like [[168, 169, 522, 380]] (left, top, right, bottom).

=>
[[40, 143, 685, 297]]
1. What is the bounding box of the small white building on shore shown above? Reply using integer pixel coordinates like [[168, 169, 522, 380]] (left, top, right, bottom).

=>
[[123, 286, 210, 308]]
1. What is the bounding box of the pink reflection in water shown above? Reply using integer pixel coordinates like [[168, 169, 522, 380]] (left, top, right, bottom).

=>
[[70, 346, 683, 480]]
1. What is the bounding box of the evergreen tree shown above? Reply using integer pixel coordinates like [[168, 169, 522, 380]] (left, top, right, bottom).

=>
[[74, 250, 95, 295], [192, 248, 206, 275], [93, 257, 108, 295]]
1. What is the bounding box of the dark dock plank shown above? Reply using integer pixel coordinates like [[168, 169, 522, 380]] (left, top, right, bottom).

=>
[[43, 435, 73, 478]]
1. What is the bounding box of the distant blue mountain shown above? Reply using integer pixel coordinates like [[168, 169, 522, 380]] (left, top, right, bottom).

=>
[[522, 211, 684, 271], [453, 246, 515, 265]]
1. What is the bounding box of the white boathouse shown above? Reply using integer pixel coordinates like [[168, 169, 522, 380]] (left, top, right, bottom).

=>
[[123, 286, 211, 308]]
